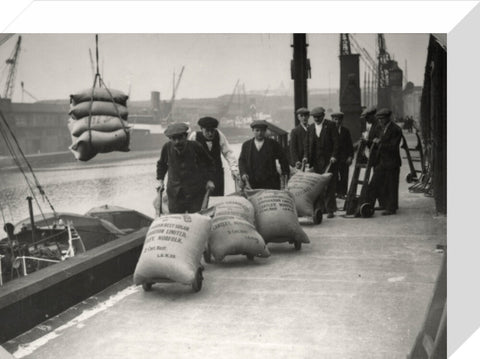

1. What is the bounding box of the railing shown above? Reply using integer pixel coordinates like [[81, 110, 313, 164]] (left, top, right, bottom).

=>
[[12, 256, 60, 277]]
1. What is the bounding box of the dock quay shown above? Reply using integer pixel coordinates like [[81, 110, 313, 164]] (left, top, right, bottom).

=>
[[2, 143, 446, 359]]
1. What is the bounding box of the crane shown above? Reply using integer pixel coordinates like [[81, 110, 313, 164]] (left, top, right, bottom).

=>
[[218, 79, 240, 120], [377, 33, 391, 89], [2, 35, 21, 99], [21, 81, 38, 102], [164, 65, 185, 123], [340, 33, 352, 56]]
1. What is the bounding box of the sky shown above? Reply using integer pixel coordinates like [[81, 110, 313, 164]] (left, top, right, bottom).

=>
[[0, 33, 429, 103]]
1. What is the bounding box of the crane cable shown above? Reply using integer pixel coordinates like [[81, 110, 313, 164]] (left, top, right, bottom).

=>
[[86, 34, 129, 151], [0, 109, 54, 228]]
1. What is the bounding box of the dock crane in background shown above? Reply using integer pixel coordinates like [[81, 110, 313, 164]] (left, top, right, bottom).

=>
[[2, 35, 21, 100], [376, 34, 404, 118], [21, 81, 38, 102], [164, 65, 185, 124], [218, 79, 240, 122], [349, 34, 378, 108], [338, 33, 362, 141]]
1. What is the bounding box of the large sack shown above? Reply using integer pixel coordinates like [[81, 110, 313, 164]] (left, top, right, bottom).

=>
[[287, 172, 332, 217], [246, 189, 309, 244], [69, 101, 128, 120], [209, 215, 269, 261], [69, 128, 130, 161], [70, 88, 129, 106], [212, 196, 255, 224], [133, 213, 210, 286], [68, 116, 130, 137]]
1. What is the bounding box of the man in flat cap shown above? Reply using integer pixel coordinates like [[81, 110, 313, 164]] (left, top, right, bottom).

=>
[[303, 106, 339, 218], [289, 107, 310, 169], [331, 112, 354, 199], [366, 108, 402, 215], [189, 116, 239, 196], [239, 120, 290, 190], [156, 122, 216, 213], [361, 107, 383, 152]]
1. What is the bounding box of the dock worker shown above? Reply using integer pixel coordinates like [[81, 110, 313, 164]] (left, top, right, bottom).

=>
[[361, 106, 385, 208], [289, 107, 310, 169], [239, 120, 290, 190], [156, 122, 216, 213], [303, 106, 339, 218], [331, 112, 354, 199], [366, 108, 402, 215], [361, 107, 383, 151], [189, 116, 239, 196]]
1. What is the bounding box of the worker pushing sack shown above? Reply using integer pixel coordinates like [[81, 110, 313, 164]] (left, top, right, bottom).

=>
[[133, 213, 210, 290], [68, 88, 130, 161], [246, 189, 309, 250]]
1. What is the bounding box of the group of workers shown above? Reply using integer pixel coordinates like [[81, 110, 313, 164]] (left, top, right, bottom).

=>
[[156, 105, 402, 217]]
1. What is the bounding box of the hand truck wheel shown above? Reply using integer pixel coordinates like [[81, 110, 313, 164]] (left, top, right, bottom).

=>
[[142, 282, 153, 291], [192, 267, 203, 292], [405, 172, 417, 184], [313, 208, 323, 225], [359, 203, 374, 218]]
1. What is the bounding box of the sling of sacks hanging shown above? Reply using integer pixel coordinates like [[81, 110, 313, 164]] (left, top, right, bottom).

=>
[[133, 213, 210, 286], [209, 196, 270, 262], [246, 189, 310, 245], [287, 171, 332, 217], [68, 88, 130, 161]]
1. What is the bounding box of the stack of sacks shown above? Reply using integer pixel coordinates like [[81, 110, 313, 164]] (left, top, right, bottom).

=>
[[133, 213, 210, 287], [246, 189, 310, 246], [68, 88, 130, 161], [209, 196, 270, 262], [287, 171, 332, 217]]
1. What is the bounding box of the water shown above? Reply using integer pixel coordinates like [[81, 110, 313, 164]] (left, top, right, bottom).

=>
[[0, 144, 242, 231]]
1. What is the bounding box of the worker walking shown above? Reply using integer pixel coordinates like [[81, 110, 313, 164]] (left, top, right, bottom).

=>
[[289, 107, 310, 169], [303, 107, 339, 218], [331, 112, 354, 199], [156, 122, 216, 214], [366, 108, 402, 215], [189, 116, 239, 196], [239, 120, 290, 190]]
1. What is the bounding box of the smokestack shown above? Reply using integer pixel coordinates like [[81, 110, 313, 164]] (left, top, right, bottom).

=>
[[151, 91, 161, 121]]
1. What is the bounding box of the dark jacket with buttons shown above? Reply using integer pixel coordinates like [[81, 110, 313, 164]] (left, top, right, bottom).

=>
[[156, 141, 215, 199]]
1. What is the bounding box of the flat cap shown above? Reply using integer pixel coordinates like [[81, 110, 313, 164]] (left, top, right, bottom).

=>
[[360, 106, 376, 118], [310, 106, 326, 117], [375, 108, 392, 118], [164, 122, 189, 137], [198, 116, 219, 129], [296, 107, 310, 115], [250, 120, 269, 129], [331, 111, 344, 118]]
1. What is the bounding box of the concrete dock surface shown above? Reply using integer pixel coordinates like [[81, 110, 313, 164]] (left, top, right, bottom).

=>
[[3, 134, 446, 359]]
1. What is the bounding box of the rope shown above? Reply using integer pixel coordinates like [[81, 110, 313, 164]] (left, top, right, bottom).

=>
[[0, 110, 53, 227], [85, 34, 129, 151]]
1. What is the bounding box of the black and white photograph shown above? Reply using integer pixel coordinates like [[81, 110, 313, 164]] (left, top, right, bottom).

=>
[[0, 1, 475, 358]]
